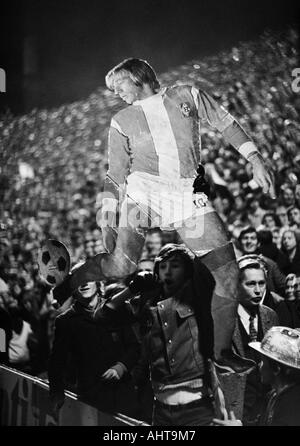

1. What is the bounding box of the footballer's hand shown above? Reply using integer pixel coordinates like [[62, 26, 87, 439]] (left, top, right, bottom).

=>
[[249, 153, 276, 198]]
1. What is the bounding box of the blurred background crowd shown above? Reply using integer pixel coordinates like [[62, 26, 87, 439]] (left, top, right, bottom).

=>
[[0, 28, 299, 379]]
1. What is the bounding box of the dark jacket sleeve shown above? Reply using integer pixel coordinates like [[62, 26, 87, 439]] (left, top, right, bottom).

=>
[[276, 301, 300, 329], [266, 257, 286, 295], [94, 303, 136, 329], [117, 324, 141, 373], [131, 339, 150, 388], [191, 256, 216, 360], [271, 388, 300, 426], [95, 302, 140, 372], [48, 315, 72, 397]]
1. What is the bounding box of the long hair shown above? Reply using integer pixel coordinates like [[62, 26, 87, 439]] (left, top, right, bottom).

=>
[[281, 228, 298, 254], [153, 243, 194, 285], [105, 58, 160, 92], [154, 243, 215, 360]]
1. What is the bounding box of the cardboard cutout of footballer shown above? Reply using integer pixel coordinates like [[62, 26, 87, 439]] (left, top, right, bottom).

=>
[[42, 58, 274, 370]]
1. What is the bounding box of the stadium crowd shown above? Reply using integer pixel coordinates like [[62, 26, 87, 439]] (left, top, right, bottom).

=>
[[0, 28, 300, 425]]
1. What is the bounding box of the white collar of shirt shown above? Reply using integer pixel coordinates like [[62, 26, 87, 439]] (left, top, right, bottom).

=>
[[238, 304, 258, 335]]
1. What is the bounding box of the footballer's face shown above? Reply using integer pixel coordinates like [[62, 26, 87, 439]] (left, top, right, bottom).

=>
[[113, 74, 145, 104]]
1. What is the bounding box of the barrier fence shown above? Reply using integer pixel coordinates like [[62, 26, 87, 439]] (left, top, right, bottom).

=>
[[0, 365, 148, 426]]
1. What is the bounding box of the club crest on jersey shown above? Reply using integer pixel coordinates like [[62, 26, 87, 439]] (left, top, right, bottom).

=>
[[180, 102, 192, 117]]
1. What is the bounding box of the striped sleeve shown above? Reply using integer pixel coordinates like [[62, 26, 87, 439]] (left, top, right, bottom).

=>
[[194, 88, 258, 158], [104, 118, 131, 199]]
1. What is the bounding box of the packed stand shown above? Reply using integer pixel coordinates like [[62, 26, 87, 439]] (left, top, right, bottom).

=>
[[0, 28, 300, 424]]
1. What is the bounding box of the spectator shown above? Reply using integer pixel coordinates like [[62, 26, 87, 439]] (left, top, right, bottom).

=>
[[245, 196, 266, 229], [48, 267, 140, 420], [213, 327, 300, 426], [136, 257, 155, 274], [280, 185, 295, 208], [95, 244, 254, 426], [296, 276, 300, 301], [260, 212, 280, 232], [230, 255, 279, 425], [276, 274, 300, 328], [295, 185, 300, 209], [3, 293, 35, 373], [144, 228, 163, 259], [238, 227, 286, 295], [0, 278, 12, 365], [271, 227, 282, 249], [257, 229, 288, 274], [288, 206, 300, 232], [281, 229, 300, 275], [275, 205, 289, 229]]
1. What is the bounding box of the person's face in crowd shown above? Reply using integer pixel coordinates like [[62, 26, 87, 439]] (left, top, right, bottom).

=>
[[289, 208, 300, 227], [282, 187, 295, 207], [84, 240, 94, 258], [276, 206, 289, 227], [240, 231, 259, 254], [263, 215, 276, 230], [249, 199, 259, 211], [158, 254, 187, 297], [72, 234, 83, 248], [285, 274, 297, 300], [222, 198, 231, 213], [282, 230, 297, 252], [73, 282, 98, 308], [235, 196, 245, 211], [113, 74, 147, 104], [77, 282, 97, 299], [295, 186, 300, 207], [137, 259, 154, 273], [239, 267, 266, 310], [145, 233, 162, 257], [271, 228, 281, 248], [295, 277, 300, 301]]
